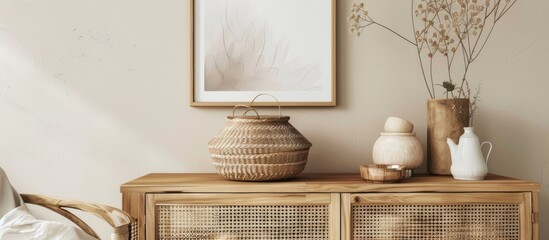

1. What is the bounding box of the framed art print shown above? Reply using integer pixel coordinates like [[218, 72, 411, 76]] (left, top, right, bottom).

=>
[[191, 0, 336, 106]]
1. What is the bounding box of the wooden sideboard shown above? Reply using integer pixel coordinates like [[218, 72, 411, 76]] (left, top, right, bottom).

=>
[[121, 173, 540, 240]]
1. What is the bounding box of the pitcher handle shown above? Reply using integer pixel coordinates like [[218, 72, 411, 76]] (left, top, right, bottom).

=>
[[481, 141, 493, 163]]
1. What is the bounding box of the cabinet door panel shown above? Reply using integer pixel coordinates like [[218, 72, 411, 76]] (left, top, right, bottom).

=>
[[342, 193, 531, 240], [146, 193, 340, 240]]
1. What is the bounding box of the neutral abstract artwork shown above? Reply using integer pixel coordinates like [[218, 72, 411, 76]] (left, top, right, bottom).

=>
[[193, 0, 335, 106]]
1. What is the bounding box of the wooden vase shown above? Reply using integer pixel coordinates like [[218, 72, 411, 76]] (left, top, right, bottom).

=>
[[427, 99, 469, 175]]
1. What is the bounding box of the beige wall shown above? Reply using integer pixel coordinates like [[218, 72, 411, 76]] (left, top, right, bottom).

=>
[[0, 0, 547, 238]]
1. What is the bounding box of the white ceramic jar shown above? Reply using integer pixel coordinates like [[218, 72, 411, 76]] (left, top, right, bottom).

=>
[[372, 132, 424, 170]]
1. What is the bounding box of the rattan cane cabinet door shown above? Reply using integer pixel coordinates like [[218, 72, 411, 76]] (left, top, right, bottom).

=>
[[146, 193, 340, 240], [342, 192, 532, 240]]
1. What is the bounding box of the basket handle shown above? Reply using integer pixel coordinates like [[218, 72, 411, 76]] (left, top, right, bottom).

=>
[[249, 93, 282, 118], [232, 105, 259, 118]]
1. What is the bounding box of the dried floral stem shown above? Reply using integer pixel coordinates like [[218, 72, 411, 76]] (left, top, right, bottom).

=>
[[411, 1, 435, 98], [411, 6, 435, 98], [469, 86, 481, 127], [373, 22, 417, 46], [348, 0, 517, 125], [498, 0, 517, 21]]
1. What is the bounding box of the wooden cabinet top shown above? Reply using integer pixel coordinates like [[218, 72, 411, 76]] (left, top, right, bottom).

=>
[[120, 173, 539, 193]]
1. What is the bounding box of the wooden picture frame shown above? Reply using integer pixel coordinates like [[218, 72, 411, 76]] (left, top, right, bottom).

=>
[[190, 0, 336, 107]]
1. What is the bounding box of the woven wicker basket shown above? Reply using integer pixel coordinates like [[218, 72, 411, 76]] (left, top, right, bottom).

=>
[[208, 94, 312, 181]]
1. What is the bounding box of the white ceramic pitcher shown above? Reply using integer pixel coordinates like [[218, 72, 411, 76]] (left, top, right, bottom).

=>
[[446, 127, 493, 180]]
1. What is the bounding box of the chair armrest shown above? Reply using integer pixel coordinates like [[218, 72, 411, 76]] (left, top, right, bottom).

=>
[[21, 194, 136, 240]]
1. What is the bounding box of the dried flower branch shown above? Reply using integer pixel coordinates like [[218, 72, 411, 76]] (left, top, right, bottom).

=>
[[469, 85, 481, 127], [349, 0, 516, 125]]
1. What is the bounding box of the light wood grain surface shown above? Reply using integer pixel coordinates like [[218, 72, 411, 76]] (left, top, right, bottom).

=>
[[340, 193, 352, 240], [122, 192, 145, 240], [533, 191, 539, 240], [351, 192, 528, 204], [152, 193, 332, 205], [121, 173, 539, 240], [121, 173, 540, 193]]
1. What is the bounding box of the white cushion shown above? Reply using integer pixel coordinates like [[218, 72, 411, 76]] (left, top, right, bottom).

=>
[[0, 168, 95, 240], [0, 167, 23, 219], [0, 206, 96, 240]]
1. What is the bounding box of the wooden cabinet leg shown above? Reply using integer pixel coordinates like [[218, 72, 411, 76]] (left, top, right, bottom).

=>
[[123, 192, 146, 240]]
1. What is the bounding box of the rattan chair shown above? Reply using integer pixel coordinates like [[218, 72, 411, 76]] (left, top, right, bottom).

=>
[[20, 194, 136, 240]]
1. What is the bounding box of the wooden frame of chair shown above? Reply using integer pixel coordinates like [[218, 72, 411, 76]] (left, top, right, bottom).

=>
[[21, 194, 137, 240]]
